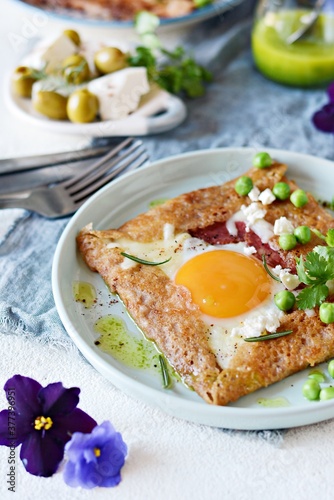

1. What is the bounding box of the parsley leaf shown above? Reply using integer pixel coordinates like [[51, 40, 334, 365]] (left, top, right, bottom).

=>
[[296, 284, 329, 310], [297, 252, 334, 286], [129, 12, 212, 98], [304, 252, 333, 283], [296, 247, 334, 309], [296, 256, 314, 285]]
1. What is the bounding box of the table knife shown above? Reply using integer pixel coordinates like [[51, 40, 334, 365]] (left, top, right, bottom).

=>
[[0, 158, 96, 194]]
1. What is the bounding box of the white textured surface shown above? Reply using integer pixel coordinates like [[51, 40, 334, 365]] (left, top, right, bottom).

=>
[[1, 332, 334, 500]]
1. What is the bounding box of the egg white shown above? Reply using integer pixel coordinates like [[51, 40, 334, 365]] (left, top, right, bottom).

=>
[[107, 229, 286, 369]]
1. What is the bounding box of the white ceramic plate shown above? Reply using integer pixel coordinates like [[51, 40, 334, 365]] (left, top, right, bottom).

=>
[[52, 147, 334, 430], [14, 0, 244, 28]]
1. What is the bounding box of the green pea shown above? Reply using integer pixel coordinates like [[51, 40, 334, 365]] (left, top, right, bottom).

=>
[[319, 302, 334, 324], [278, 233, 297, 251], [253, 152, 273, 169], [320, 386, 334, 401], [302, 379, 321, 401], [274, 290, 296, 311], [308, 370, 326, 383], [290, 189, 308, 208], [235, 176, 253, 196], [294, 226, 311, 245], [328, 359, 334, 379], [272, 182, 291, 200]]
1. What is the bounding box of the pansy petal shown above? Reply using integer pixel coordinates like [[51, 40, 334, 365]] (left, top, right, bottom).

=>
[[20, 431, 64, 477], [38, 383, 80, 416], [99, 442, 126, 476], [64, 459, 99, 489], [312, 103, 334, 132], [0, 410, 34, 446], [82, 450, 123, 488], [4, 375, 42, 417], [65, 431, 96, 462], [328, 82, 334, 102], [63, 459, 83, 488], [0, 410, 16, 446], [51, 408, 97, 444]]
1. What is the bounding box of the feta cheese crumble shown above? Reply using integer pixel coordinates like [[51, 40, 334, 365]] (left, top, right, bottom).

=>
[[248, 186, 260, 202], [243, 246, 256, 256], [258, 188, 276, 205], [274, 217, 295, 235], [231, 308, 284, 339], [241, 202, 267, 225], [279, 269, 300, 290]]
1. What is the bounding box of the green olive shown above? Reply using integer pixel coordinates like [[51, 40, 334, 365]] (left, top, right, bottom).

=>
[[94, 47, 127, 74], [67, 89, 99, 123], [63, 29, 81, 46], [62, 54, 90, 84], [12, 66, 37, 98], [33, 91, 68, 120]]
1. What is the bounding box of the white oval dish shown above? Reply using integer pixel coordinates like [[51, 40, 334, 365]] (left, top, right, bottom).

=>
[[52, 147, 334, 430], [6, 78, 187, 136]]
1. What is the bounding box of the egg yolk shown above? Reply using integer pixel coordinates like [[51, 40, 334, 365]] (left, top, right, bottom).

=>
[[175, 250, 271, 318]]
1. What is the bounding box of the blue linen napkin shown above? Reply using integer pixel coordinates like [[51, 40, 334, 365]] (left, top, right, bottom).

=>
[[0, 212, 73, 349], [1, 4, 333, 432]]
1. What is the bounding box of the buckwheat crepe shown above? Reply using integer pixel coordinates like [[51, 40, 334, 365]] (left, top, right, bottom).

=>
[[77, 162, 334, 405]]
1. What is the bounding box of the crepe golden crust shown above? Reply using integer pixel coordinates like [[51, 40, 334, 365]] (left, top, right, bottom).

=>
[[77, 162, 334, 405]]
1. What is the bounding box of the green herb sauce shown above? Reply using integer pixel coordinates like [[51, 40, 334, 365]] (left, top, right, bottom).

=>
[[94, 314, 160, 371], [73, 281, 97, 308], [257, 397, 290, 408], [149, 198, 169, 208]]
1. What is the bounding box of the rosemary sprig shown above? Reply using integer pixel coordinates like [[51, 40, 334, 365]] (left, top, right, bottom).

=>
[[311, 228, 326, 241], [244, 330, 293, 342], [262, 254, 281, 282], [121, 252, 171, 266], [159, 355, 171, 389]]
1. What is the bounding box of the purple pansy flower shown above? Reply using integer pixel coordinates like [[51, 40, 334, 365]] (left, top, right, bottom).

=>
[[312, 103, 334, 132], [63, 421, 127, 489], [0, 375, 97, 477], [327, 82, 334, 103], [312, 82, 334, 132]]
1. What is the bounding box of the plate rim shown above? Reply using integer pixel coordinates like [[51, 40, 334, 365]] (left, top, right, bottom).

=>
[[13, 0, 244, 28], [52, 146, 334, 430]]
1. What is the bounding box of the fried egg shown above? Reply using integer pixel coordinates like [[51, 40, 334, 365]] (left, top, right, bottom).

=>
[[109, 227, 285, 368]]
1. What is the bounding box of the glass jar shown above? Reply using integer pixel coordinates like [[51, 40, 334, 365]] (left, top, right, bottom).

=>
[[251, 0, 334, 87]]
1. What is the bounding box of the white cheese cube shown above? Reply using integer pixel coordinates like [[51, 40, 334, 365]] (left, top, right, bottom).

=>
[[87, 67, 150, 121], [40, 34, 78, 73]]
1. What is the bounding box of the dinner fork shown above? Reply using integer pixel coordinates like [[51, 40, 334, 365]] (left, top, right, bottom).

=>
[[0, 138, 148, 218]]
